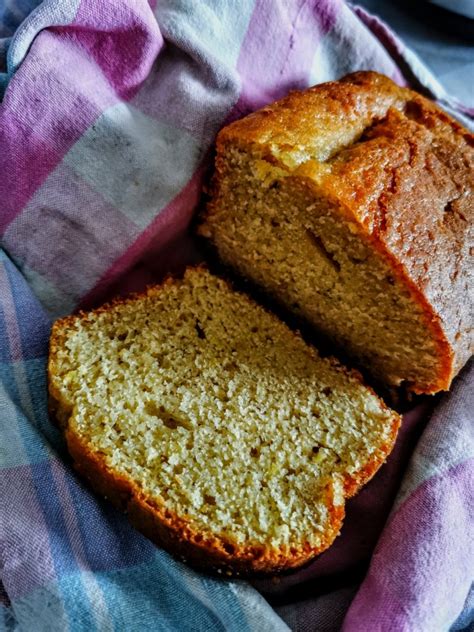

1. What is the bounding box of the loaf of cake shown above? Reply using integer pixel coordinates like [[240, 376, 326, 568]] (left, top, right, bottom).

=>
[[48, 267, 400, 575], [199, 71, 473, 394]]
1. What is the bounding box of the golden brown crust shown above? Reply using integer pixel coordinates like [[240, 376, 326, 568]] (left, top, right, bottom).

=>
[[51, 391, 397, 575], [212, 72, 473, 393], [219, 72, 407, 163], [62, 428, 347, 576], [48, 265, 401, 576]]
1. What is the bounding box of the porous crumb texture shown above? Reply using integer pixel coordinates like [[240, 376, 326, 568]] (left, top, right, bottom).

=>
[[49, 267, 399, 574], [200, 71, 473, 394]]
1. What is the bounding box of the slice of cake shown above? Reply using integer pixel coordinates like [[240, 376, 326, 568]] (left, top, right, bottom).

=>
[[48, 267, 400, 575], [199, 71, 473, 394]]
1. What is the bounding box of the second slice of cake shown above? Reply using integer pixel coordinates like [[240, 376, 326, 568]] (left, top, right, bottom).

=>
[[49, 267, 399, 575]]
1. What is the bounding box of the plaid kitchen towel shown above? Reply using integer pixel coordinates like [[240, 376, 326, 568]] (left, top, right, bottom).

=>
[[0, 1, 472, 630]]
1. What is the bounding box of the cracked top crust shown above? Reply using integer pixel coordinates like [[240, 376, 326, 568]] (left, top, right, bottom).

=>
[[218, 71, 474, 383]]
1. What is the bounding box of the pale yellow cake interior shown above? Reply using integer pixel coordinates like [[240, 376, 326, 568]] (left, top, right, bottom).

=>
[[201, 145, 444, 391], [50, 268, 395, 553]]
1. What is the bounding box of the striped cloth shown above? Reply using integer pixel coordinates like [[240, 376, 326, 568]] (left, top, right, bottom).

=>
[[0, 1, 472, 630]]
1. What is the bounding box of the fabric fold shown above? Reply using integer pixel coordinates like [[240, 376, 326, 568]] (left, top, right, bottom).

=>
[[0, 1, 472, 630]]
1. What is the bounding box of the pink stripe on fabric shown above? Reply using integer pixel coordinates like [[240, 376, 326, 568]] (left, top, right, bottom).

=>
[[343, 459, 474, 631], [231, 0, 341, 117], [0, 465, 57, 599], [0, 33, 112, 234], [78, 163, 206, 309], [73, 0, 162, 101], [0, 0, 163, 235]]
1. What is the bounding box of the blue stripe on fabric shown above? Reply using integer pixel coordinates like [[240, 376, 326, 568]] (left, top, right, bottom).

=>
[[4, 257, 51, 361], [0, 384, 30, 468], [0, 307, 8, 363], [451, 588, 474, 631], [30, 455, 140, 632], [200, 575, 251, 632], [94, 553, 227, 632], [22, 358, 64, 449], [56, 572, 100, 632], [26, 461, 102, 629], [0, 359, 64, 465], [30, 460, 85, 576], [160, 557, 255, 632], [0, 0, 42, 93], [64, 467, 156, 572], [168, 561, 252, 632], [0, 0, 42, 38], [0, 367, 49, 466], [0, 602, 14, 632], [7, 583, 69, 632]]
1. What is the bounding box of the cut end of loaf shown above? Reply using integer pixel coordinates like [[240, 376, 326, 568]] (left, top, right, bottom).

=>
[[49, 266, 400, 574], [200, 71, 473, 394]]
